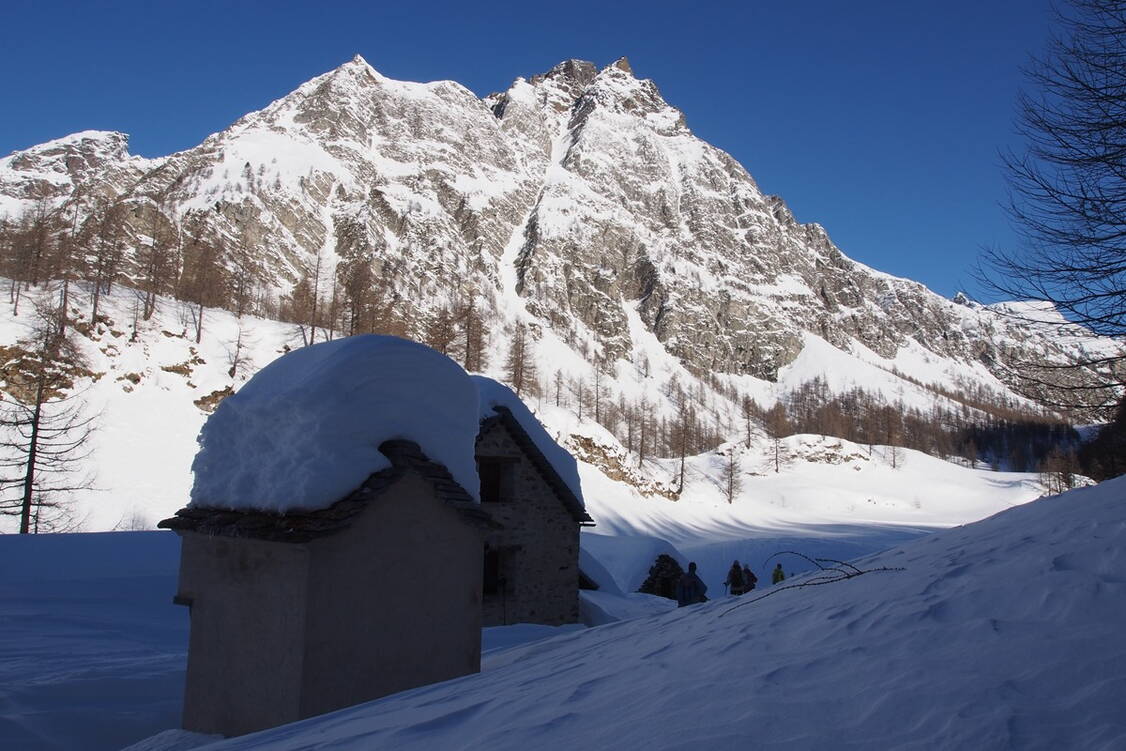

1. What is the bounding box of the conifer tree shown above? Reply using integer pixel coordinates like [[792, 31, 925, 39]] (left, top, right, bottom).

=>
[[0, 300, 95, 533], [504, 322, 537, 397], [423, 306, 458, 356], [458, 295, 489, 372], [637, 553, 685, 600], [137, 202, 179, 321], [741, 395, 759, 448], [83, 199, 127, 323], [721, 445, 742, 504], [763, 403, 791, 473], [178, 216, 228, 343]]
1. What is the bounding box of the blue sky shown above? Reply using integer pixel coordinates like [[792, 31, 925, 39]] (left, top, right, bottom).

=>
[[2, 0, 1055, 300]]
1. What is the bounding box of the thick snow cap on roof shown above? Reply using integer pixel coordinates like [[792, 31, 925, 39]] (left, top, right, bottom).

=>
[[472, 375, 584, 506], [190, 335, 481, 513]]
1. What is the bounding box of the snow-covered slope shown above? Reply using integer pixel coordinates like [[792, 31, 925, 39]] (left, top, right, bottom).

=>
[[0, 284, 302, 532], [3, 475, 1121, 751], [0, 57, 1107, 538], [0, 281, 1050, 535], [170, 476, 1126, 750]]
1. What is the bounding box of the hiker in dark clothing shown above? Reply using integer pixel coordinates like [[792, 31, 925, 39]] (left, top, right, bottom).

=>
[[725, 561, 745, 596], [676, 562, 708, 607], [772, 563, 785, 584], [743, 565, 757, 591]]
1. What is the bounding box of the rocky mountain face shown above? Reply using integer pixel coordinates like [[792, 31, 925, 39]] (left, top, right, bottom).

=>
[[0, 131, 160, 216], [0, 56, 1116, 401]]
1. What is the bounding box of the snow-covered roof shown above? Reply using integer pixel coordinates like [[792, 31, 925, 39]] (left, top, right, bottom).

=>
[[188, 338, 589, 520], [473, 375, 586, 517], [190, 335, 481, 513], [167, 439, 493, 540]]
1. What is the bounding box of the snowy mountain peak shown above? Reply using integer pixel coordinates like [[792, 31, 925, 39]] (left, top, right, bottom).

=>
[[9, 129, 130, 157], [318, 53, 386, 92], [607, 56, 633, 74], [534, 59, 599, 86], [0, 129, 156, 217], [1, 130, 133, 178], [0, 56, 1117, 424]]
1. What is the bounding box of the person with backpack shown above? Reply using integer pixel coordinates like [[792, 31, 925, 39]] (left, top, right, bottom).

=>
[[725, 560, 746, 596], [772, 563, 785, 584], [743, 564, 757, 591], [676, 562, 708, 607]]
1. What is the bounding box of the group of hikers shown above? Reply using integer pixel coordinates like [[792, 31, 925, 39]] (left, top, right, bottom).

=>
[[675, 560, 786, 607]]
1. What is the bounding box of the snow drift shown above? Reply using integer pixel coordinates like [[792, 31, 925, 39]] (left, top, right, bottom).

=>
[[189, 477, 1126, 751]]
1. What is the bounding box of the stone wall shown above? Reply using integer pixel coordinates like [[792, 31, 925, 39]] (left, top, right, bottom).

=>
[[302, 471, 483, 719], [174, 469, 484, 737], [476, 420, 581, 626], [177, 534, 310, 736]]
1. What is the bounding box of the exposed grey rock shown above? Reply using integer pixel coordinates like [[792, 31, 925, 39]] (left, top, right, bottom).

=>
[[0, 56, 1115, 399]]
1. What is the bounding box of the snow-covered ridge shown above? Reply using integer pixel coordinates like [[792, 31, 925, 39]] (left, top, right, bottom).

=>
[[0, 130, 162, 218], [0, 53, 1112, 413], [0, 280, 1052, 534]]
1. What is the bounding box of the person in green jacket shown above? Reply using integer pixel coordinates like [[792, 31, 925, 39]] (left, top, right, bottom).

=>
[[772, 563, 785, 584]]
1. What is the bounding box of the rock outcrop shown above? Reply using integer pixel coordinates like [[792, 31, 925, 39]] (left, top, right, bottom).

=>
[[0, 56, 1117, 398]]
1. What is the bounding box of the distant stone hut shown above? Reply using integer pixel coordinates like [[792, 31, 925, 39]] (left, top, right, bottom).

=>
[[160, 440, 495, 738], [476, 406, 595, 626]]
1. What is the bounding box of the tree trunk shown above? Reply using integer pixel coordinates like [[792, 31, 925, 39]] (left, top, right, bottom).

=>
[[59, 278, 70, 331], [9, 278, 21, 315], [19, 380, 45, 534], [91, 284, 101, 324]]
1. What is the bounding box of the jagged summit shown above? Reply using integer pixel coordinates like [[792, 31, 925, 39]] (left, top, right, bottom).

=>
[[527, 57, 637, 87], [0, 57, 1115, 411], [607, 56, 633, 74], [536, 59, 598, 85], [0, 129, 155, 214], [336, 52, 386, 82]]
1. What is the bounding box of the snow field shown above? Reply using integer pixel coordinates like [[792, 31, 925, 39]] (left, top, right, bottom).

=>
[[0, 532, 188, 751], [0, 467, 1118, 749], [182, 477, 1126, 751]]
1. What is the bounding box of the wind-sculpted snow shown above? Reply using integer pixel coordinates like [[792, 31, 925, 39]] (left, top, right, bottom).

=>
[[4, 474, 1120, 750], [172, 477, 1126, 750]]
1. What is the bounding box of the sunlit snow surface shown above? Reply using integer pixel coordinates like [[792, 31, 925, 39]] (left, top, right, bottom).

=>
[[0, 283, 1110, 750], [178, 478, 1126, 750], [2, 479, 1123, 750], [191, 334, 481, 511], [0, 282, 1059, 534]]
